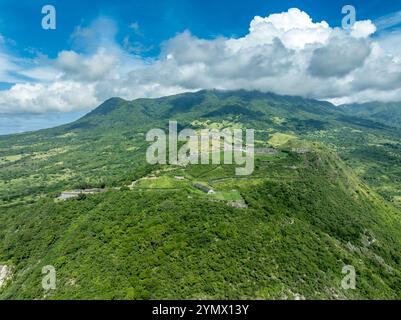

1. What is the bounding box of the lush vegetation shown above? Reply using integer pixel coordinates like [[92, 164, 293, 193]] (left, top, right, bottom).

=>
[[0, 90, 400, 299], [343, 101, 401, 129]]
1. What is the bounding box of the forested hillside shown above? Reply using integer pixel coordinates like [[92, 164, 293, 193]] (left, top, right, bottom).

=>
[[1, 90, 400, 299]]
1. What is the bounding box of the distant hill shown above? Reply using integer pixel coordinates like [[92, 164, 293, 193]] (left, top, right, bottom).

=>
[[342, 101, 401, 129], [62, 90, 342, 134]]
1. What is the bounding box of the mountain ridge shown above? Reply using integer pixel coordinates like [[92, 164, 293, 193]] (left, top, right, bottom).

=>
[[342, 101, 401, 129]]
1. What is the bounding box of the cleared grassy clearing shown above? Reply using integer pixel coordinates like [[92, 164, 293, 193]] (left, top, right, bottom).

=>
[[0, 155, 23, 164], [209, 190, 243, 201], [134, 176, 189, 189], [268, 132, 297, 147]]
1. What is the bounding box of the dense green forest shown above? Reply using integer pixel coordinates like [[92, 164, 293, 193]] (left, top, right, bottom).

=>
[[0, 90, 400, 299], [342, 101, 401, 129]]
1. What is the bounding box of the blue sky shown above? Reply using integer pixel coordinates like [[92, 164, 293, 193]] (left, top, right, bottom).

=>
[[0, 0, 398, 58], [0, 0, 401, 134]]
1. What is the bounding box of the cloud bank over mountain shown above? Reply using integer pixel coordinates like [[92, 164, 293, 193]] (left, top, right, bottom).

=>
[[1, 8, 400, 113]]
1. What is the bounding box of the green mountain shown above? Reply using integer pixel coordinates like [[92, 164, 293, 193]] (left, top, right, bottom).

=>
[[342, 101, 401, 129], [0, 90, 401, 299]]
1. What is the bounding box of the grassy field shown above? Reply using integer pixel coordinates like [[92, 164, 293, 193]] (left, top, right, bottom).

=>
[[209, 190, 244, 201], [268, 132, 297, 147]]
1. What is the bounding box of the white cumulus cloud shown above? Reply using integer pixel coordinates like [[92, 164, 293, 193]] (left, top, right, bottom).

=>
[[0, 8, 401, 113], [351, 20, 377, 38]]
